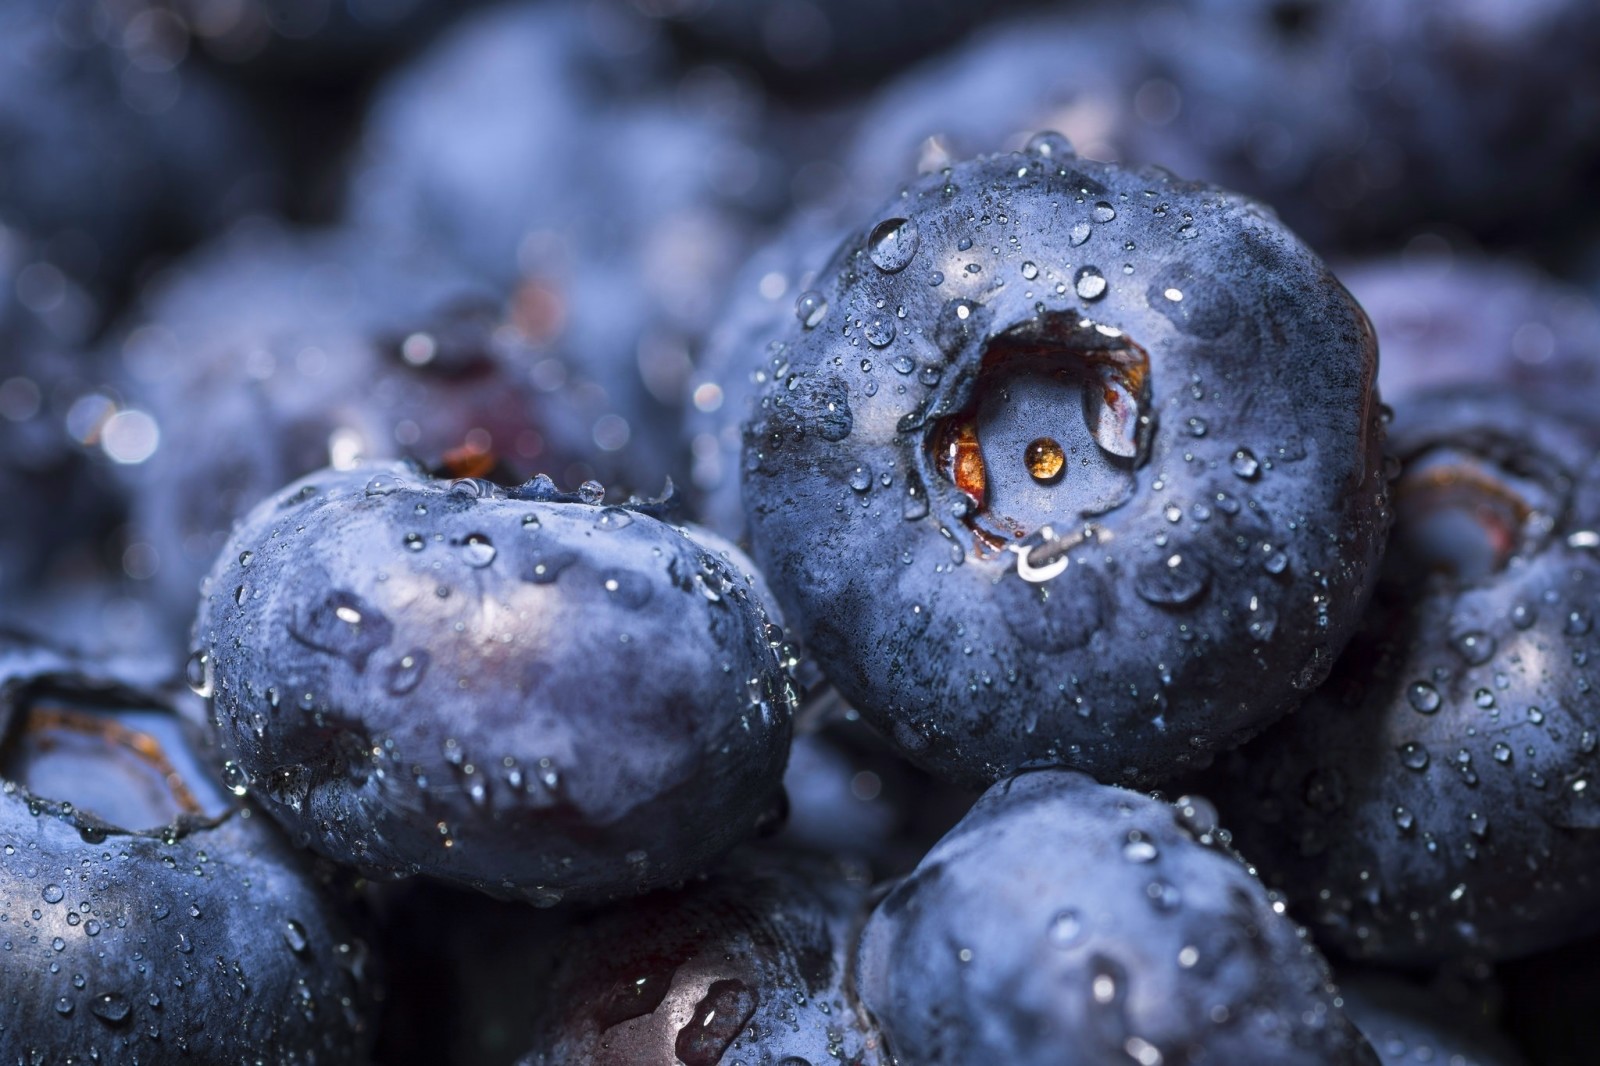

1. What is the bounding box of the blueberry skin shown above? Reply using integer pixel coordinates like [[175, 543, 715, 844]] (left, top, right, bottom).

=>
[[1200, 389, 1600, 963], [520, 850, 885, 1066], [1337, 971, 1526, 1066], [856, 770, 1377, 1065], [743, 145, 1388, 789], [192, 462, 795, 905], [0, 633, 376, 1064]]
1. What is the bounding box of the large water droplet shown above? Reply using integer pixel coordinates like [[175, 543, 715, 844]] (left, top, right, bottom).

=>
[[868, 217, 920, 273], [1398, 742, 1430, 771], [1092, 201, 1117, 223], [289, 591, 393, 669], [42, 883, 64, 904], [864, 315, 897, 348], [1084, 366, 1143, 459], [1407, 682, 1442, 715], [795, 290, 828, 329], [1135, 551, 1209, 607], [1230, 449, 1260, 480], [89, 992, 132, 1025], [675, 979, 759, 1066], [1025, 130, 1075, 158], [1075, 267, 1108, 301], [1025, 437, 1066, 483], [461, 533, 496, 568], [185, 650, 213, 698]]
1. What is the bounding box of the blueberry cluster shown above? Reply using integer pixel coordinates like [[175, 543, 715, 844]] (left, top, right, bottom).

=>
[[4, 1, 1600, 1063]]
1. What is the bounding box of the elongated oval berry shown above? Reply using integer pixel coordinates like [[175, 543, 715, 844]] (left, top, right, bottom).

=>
[[856, 770, 1377, 1065], [743, 145, 1388, 788], [191, 462, 796, 904]]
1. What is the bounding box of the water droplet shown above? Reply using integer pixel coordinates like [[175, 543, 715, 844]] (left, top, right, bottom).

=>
[[1048, 909, 1084, 947], [283, 919, 309, 956], [796, 288, 832, 326], [221, 761, 250, 796], [1025, 130, 1075, 158], [1025, 437, 1065, 483], [675, 979, 759, 1066], [1407, 682, 1442, 715], [848, 466, 873, 492], [1075, 267, 1108, 301], [1452, 631, 1497, 666], [55, 996, 73, 1016], [1122, 834, 1159, 863], [42, 884, 63, 904], [1492, 742, 1513, 765], [864, 315, 897, 348], [1135, 552, 1209, 607], [461, 533, 496, 568], [1398, 742, 1430, 771], [1069, 221, 1092, 246], [89, 992, 131, 1025], [404, 532, 425, 552], [1020, 261, 1039, 280], [365, 474, 401, 496], [1230, 449, 1260, 480], [1392, 806, 1415, 831], [594, 507, 634, 531], [289, 591, 393, 669], [868, 217, 920, 273], [578, 481, 605, 504], [1092, 201, 1117, 223], [185, 650, 213, 698], [238, 550, 253, 567]]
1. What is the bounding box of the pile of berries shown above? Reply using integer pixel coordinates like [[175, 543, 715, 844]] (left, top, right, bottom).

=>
[[4, 1, 1600, 1062]]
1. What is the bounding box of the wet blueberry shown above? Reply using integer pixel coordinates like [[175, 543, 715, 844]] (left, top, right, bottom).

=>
[[192, 462, 796, 904], [0, 631, 376, 1063], [1340, 251, 1600, 404], [743, 145, 1389, 789], [1201, 389, 1600, 962], [856, 769, 1377, 1064], [116, 222, 648, 653], [1338, 970, 1526, 1066], [520, 850, 883, 1065]]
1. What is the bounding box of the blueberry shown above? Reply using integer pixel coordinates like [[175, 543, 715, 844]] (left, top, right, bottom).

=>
[[1337, 970, 1526, 1066], [1200, 388, 1600, 962], [684, 207, 855, 542], [637, 0, 1039, 97], [856, 769, 1377, 1064], [0, 2, 271, 294], [520, 850, 882, 1065], [117, 222, 651, 653], [1339, 251, 1600, 404], [743, 144, 1389, 788], [192, 462, 796, 904], [0, 631, 376, 1063]]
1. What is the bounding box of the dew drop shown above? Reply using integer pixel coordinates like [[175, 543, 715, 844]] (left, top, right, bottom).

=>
[[868, 217, 920, 273], [1135, 552, 1209, 607], [461, 533, 496, 568], [89, 992, 132, 1025], [42, 884, 64, 905], [1025, 437, 1066, 483], [1020, 261, 1039, 280], [1398, 742, 1430, 771], [1049, 909, 1084, 948], [1452, 631, 1497, 666], [1230, 449, 1260, 480], [864, 315, 897, 348], [1075, 266, 1108, 301], [1092, 201, 1117, 223], [1407, 682, 1442, 715], [283, 919, 310, 956]]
